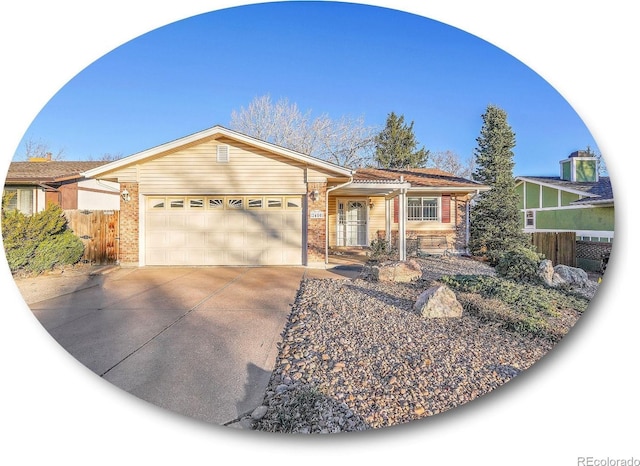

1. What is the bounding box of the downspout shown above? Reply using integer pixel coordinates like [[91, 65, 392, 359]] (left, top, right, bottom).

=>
[[325, 177, 354, 265]]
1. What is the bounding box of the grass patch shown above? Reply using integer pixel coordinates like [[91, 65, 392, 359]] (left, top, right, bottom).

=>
[[440, 274, 589, 342]]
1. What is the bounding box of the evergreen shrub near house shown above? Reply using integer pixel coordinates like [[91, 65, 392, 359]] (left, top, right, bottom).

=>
[[1, 193, 84, 274], [495, 246, 544, 283]]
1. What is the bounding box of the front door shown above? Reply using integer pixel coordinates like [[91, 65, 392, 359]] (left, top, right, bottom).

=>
[[337, 200, 368, 246]]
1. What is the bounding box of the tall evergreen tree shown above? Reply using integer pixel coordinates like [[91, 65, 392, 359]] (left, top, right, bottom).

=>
[[374, 112, 429, 168], [469, 104, 529, 261]]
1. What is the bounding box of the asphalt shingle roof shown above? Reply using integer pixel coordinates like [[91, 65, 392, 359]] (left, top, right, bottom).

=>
[[6, 161, 108, 184], [353, 167, 487, 189]]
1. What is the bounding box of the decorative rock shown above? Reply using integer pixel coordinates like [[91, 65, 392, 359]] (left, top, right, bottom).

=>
[[371, 259, 423, 283], [251, 405, 269, 420], [252, 255, 587, 434], [538, 259, 555, 286], [553, 264, 588, 287], [414, 284, 463, 318]]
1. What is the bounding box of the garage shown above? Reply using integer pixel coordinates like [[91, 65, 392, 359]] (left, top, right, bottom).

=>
[[81, 126, 355, 267], [145, 195, 304, 266]]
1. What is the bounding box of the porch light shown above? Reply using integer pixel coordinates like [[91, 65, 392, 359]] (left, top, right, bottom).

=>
[[309, 189, 320, 201], [369, 199, 375, 209], [121, 189, 131, 202]]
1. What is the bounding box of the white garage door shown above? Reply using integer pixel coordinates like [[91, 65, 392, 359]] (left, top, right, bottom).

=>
[[145, 195, 303, 266]]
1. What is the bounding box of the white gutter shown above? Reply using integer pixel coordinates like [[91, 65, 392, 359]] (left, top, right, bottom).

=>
[[325, 177, 354, 264], [96, 179, 121, 193]]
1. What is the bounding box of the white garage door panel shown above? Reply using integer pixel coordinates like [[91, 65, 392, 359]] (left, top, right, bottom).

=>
[[145, 196, 303, 266]]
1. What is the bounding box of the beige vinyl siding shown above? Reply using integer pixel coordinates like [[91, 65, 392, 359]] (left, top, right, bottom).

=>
[[138, 139, 307, 194], [307, 168, 332, 183], [367, 197, 386, 242], [103, 165, 138, 183], [100, 138, 313, 194]]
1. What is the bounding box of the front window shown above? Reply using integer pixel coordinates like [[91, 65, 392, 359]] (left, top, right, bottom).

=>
[[407, 197, 438, 221], [3, 188, 33, 215]]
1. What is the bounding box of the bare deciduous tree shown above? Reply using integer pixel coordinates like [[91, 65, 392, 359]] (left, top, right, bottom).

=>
[[427, 150, 475, 179], [86, 153, 124, 162], [229, 94, 377, 168], [21, 138, 65, 161]]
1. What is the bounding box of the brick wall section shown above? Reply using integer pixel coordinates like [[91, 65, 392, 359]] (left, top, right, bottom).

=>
[[306, 182, 327, 264], [118, 182, 139, 265]]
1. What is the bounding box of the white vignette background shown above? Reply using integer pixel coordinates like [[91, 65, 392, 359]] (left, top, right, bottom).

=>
[[0, 1, 637, 464]]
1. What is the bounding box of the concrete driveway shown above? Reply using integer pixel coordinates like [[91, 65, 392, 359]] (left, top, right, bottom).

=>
[[25, 265, 357, 428]]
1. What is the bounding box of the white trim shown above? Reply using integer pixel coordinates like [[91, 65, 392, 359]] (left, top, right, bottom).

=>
[[406, 195, 441, 222], [521, 203, 608, 212]]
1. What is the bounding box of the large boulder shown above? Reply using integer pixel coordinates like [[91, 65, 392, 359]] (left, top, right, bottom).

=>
[[553, 264, 589, 288], [370, 259, 422, 283], [414, 284, 463, 318], [538, 259, 593, 288], [537, 259, 555, 286]]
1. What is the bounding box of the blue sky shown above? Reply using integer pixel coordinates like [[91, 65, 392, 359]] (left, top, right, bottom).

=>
[[11, 1, 599, 176]]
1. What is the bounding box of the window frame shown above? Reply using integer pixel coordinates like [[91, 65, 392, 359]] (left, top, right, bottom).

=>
[[525, 210, 535, 229], [407, 196, 439, 222]]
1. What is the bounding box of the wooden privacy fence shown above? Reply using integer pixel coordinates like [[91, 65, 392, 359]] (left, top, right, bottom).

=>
[[530, 232, 576, 267], [64, 209, 119, 265]]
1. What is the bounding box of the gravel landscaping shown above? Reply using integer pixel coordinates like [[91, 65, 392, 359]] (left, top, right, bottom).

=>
[[251, 255, 596, 433]]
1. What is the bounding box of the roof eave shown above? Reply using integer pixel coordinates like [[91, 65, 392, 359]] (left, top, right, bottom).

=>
[[82, 125, 354, 179], [515, 176, 600, 197]]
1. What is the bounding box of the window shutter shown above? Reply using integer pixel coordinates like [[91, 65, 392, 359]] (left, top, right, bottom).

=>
[[441, 194, 451, 223], [394, 197, 399, 223]]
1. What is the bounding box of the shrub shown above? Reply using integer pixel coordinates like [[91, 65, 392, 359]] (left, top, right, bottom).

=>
[[29, 230, 85, 273], [494, 246, 544, 283], [368, 238, 396, 261], [440, 274, 588, 341], [1, 200, 84, 274]]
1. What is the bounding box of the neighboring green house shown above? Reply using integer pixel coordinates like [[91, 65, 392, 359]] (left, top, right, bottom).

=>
[[515, 150, 614, 270]]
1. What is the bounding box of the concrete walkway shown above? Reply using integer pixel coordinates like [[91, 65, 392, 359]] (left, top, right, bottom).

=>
[[25, 263, 362, 428]]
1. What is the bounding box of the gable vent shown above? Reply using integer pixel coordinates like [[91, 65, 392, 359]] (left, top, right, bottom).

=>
[[216, 145, 230, 163]]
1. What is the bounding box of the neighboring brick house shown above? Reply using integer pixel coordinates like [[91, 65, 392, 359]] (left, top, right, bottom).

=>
[[3, 158, 120, 214], [515, 150, 614, 270], [82, 125, 489, 267]]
